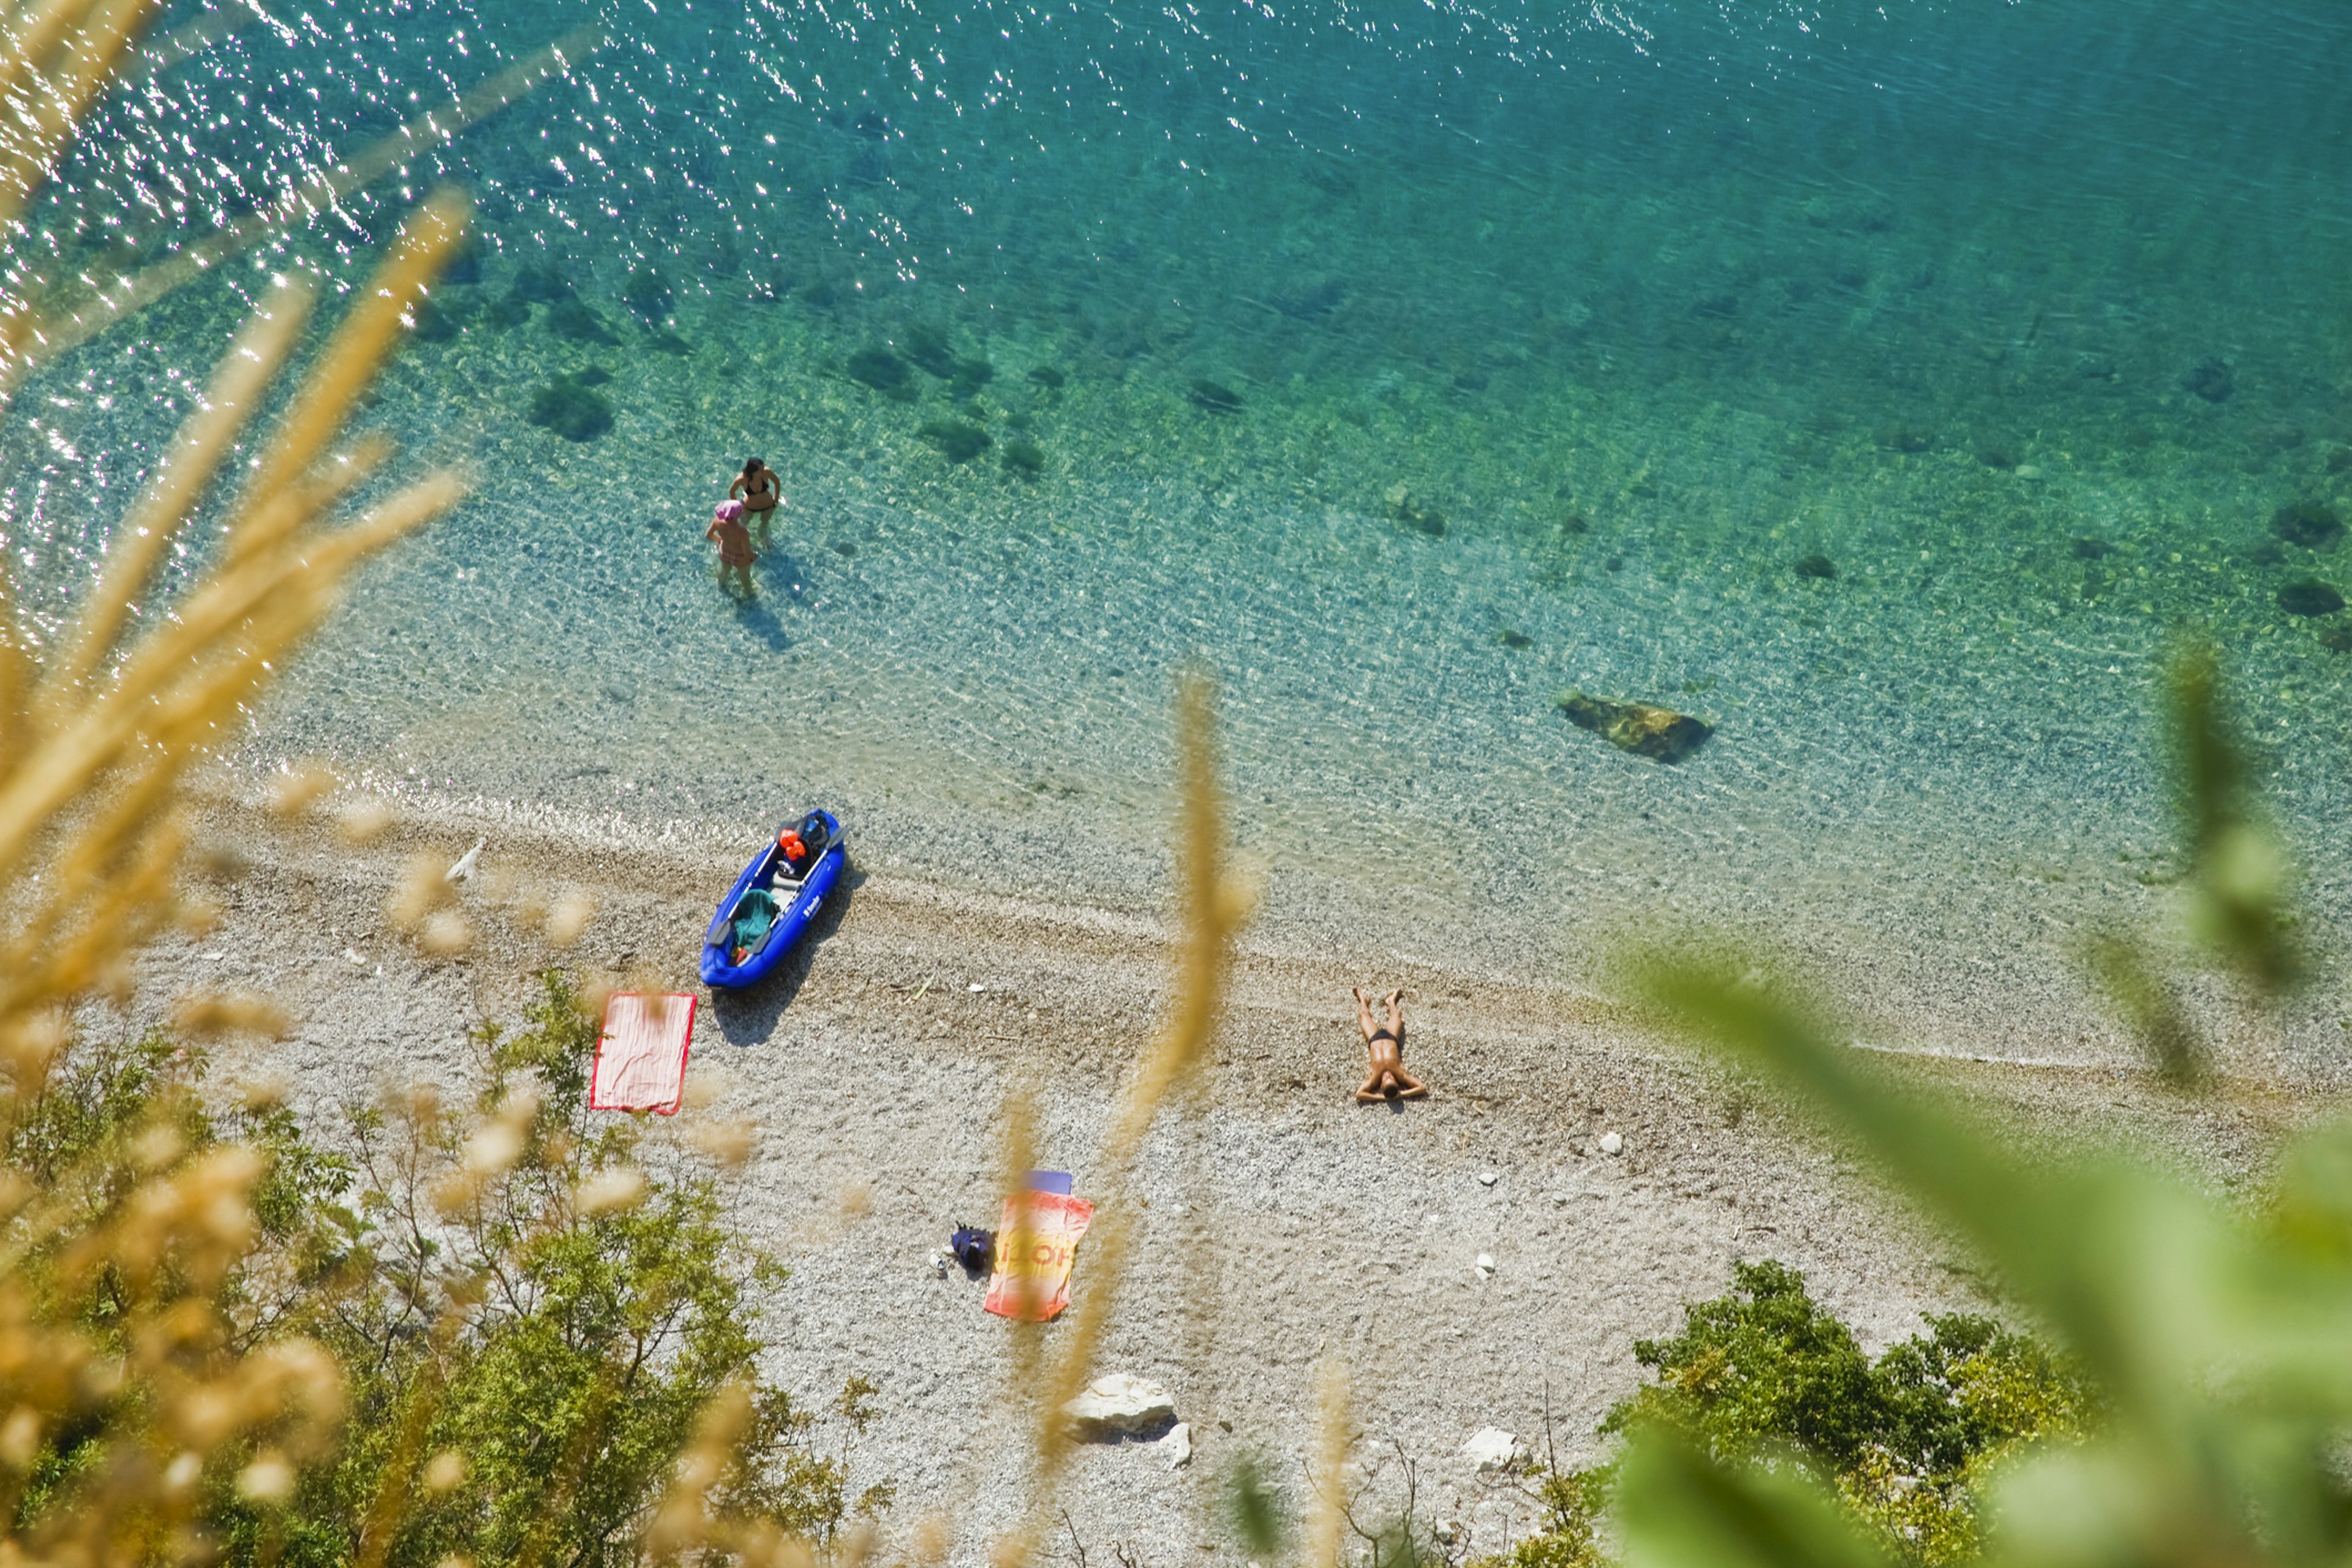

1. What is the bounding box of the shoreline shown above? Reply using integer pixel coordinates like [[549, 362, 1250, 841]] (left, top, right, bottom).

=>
[[121, 782, 2318, 1560]]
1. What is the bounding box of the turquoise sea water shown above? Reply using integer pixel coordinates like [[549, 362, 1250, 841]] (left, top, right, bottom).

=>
[[11, 0, 2352, 1062]]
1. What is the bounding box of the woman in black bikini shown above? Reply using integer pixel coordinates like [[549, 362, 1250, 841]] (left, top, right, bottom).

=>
[[729, 457, 783, 548], [1352, 986, 1428, 1102]]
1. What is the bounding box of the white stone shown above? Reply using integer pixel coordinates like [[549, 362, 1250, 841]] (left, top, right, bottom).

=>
[[1462, 1428, 1523, 1473], [1165, 1422, 1193, 1468], [1599, 1131, 1624, 1156], [443, 836, 485, 883], [1475, 1253, 1496, 1278], [1477, 1170, 1499, 1186], [1063, 1374, 1177, 1438]]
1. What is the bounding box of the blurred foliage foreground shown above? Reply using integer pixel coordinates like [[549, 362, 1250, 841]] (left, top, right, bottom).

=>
[[1, 973, 877, 1567], [1479, 1262, 2094, 1568], [1464, 956, 2352, 1568]]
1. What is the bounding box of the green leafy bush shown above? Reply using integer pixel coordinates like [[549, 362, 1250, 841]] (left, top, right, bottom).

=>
[[1487, 1263, 2090, 1567], [5, 973, 870, 1566]]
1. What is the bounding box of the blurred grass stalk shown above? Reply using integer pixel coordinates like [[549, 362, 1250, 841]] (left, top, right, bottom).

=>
[[0, 0, 475, 1063], [0, 2, 475, 1558], [2082, 641, 2297, 1086], [993, 673, 1256, 1567]]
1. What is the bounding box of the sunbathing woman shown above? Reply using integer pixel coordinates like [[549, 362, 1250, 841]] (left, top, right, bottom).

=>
[[729, 457, 783, 548], [1352, 986, 1428, 1102]]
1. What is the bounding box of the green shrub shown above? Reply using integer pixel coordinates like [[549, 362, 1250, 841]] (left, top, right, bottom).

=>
[[1487, 1264, 2091, 1568], [6, 973, 866, 1566]]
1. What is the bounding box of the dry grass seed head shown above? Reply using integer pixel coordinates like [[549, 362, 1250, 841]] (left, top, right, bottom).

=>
[[171, 990, 290, 1040], [337, 796, 393, 843], [686, 1117, 757, 1167], [265, 763, 337, 818], [544, 888, 595, 946]]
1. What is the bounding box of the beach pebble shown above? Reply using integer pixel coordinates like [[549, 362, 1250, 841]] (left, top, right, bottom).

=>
[[1599, 1131, 1625, 1156], [967, 982, 987, 992], [444, 836, 486, 883], [1461, 1428, 1523, 1473], [1064, 1374, 1177, 1438], [1477, 1170, 1499, 1186], [1165, 1422, 1193, 1468], [1475, 1253, 1495, 1278]]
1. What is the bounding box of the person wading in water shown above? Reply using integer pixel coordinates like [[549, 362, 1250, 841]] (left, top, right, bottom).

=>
[[729, 457, 783, 548], [707, 498, 758, 598]]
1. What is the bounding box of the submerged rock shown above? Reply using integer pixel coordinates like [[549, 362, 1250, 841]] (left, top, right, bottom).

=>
[[2321, 625, 2352, 654], [918, 418, 991, 464], [622, 265, 671, 322], [846, 345, 914, 399], [1000, 437, 1045, 477], [526, 374, 615, 442], [2278, 581, 2346, 617], [546, 296, 619, 345], [2272, 501, 2346, 551], [409, 293, 465, 342], [903, 323, 960, 379], [513, 262, 572, 304], [1795, 552, 1837, 579], [483, 293, 532, 330], [1385, 484, 1446, 537], [1186, 377, 1243, 413], [442, 235, 483, 286], [1557, 692, 1713, 763], [2182, 356, 2234, 403]]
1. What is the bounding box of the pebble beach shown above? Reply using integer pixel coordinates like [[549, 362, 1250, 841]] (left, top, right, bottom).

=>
[[13, 0, 2352, 1556]]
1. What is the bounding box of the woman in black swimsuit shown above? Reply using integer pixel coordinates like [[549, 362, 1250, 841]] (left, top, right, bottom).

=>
[[1352, 986, 1428, 1102], [729, 457, 783, 548]]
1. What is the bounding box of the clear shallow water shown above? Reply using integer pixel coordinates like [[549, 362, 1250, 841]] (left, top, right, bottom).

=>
[[11, 0, 2352, 1063]]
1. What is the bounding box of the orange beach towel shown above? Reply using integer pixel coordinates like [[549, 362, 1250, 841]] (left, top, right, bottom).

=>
[[983, 1189, 1095, 1321]]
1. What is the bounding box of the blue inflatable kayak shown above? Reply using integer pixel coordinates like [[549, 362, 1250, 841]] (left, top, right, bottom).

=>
[[699, 809, 847, 989]]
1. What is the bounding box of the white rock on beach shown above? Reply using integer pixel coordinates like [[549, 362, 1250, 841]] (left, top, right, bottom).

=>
[[1475, 1253, 1496, 1278], [1599, 1131, 1625, 1156], [1063, 1374, 1177, 1438], [1165, 1421, 1193, 1468], [1462, 1427, 1523, 1472], [443, 836, 485, 883]]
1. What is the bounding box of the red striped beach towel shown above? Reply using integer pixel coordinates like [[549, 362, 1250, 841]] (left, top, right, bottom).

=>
[[589, 992, 698, 1114]]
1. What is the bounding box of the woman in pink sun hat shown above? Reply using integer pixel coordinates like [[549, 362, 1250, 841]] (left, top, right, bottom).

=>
[[705, 497, 757, 598]]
